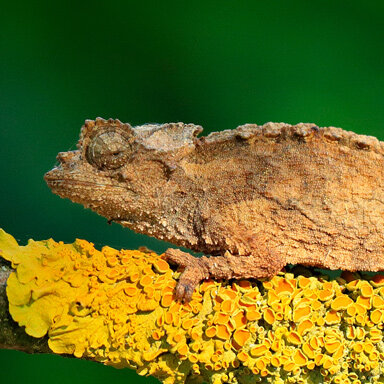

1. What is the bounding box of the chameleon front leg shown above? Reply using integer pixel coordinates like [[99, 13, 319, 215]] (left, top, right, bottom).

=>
[[164, 249, 209, 302], [164, 247, 286, 302]]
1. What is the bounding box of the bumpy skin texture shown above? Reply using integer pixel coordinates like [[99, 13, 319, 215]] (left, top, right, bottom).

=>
[[45, 118, 384, 301]]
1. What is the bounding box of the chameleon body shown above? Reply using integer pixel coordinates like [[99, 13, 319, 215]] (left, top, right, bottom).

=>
[[45, 118, 384, 301]]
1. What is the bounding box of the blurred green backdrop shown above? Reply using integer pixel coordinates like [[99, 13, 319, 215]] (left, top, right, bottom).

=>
[[1, 0, 384, 383]]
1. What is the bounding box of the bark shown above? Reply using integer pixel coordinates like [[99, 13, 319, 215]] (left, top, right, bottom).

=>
[[0, 258, 50, 354]]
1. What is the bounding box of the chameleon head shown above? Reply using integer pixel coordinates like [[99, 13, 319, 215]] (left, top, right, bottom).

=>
[[44, 117, 202, 231]]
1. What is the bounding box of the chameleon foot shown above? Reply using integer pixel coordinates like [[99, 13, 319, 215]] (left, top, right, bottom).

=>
[[164, 249, 209, 302]]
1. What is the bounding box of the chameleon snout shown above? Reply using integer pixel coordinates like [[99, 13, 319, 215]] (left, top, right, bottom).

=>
[[56, 151, 78, 165]]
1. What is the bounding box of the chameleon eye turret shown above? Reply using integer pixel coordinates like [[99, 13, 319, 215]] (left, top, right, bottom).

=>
[[86, 131, 132, 170]]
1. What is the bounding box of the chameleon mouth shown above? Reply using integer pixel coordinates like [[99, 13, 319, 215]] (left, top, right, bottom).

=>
[[44, 177, 126, 190], [44, 170, 127, 191]]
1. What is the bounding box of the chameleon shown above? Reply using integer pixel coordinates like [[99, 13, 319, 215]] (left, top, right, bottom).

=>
[[45, 117, 384, 301]]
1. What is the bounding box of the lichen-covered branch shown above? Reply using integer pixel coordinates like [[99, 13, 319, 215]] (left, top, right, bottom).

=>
[[0, 258, 50, 353], [2, 229, 384, 384]]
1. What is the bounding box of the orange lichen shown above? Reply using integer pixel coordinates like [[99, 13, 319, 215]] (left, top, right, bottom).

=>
[[325, 309, 341, 324], [318, 288, 334, 301], [232, 310, 247, 328], [331, 294, 353, 310], [370, 309, 383, 324], [152, 258, 169, 273], [232, 329, 250, 348], [216, 324, 231, 340], [274, 277, 295, 295], [205, 326, 216, 338], [297, 319, 314, 335], [220, 299, 233, 313], [287, 331, 302, 345], [250, 344, 269, 357], [214, 312, 230, 325], [372, 295, 384, 308], [293, 305, 311, 322], [263, 308, 275, 324], [3, 229, 384, 384], [293, 350, 307, 366]]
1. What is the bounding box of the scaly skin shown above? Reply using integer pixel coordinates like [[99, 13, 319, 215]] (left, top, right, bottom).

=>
[[45, 118, 384, 301]]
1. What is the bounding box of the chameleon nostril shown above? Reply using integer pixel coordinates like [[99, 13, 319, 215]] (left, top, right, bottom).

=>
[[56, 151, 77, 164], [56, 152, 68, 163]]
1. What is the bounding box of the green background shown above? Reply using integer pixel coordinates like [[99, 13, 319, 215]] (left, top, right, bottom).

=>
[[1, 1, 384, 383]]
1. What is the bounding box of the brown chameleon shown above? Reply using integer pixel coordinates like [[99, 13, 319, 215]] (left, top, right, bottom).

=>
[[45, 117, 384, 301]]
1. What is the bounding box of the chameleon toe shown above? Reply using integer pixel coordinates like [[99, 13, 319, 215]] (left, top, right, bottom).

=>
[[174, 281, 194, 303]]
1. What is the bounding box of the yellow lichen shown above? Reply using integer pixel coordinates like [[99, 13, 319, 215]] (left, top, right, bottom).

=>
[[3, 229, 384, 384]]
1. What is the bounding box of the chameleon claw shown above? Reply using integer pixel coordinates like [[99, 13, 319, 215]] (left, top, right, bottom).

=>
[[174, 278, 195, 303], [164, 248, 209, 302]]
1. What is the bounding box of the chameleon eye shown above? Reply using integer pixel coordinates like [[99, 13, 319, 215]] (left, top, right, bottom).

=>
[[86, 131, 131, 170]]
